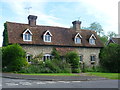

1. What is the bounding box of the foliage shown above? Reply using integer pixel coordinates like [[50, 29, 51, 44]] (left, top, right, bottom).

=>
[[99, 35, 108, 46], [31, 53, 43, 64], [19, 59, 71, 73], [3, 23, 8, 46], [107, 31, 117, 38], [2, 44, 28, 72], [65, 51, 80, 73], [82, 22, 104, 36], [51, 48, 60, 60], [99, 43, 120, 73]]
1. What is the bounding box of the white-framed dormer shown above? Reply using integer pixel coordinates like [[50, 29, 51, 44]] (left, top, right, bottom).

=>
[[89, 34, 96, 45], [74, 33, 82, 44], [23, 29, 33, 41], [43, 30, 52, 42]]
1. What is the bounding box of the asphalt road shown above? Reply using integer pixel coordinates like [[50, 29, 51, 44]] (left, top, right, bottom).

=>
[[2, 78, 119, 88]]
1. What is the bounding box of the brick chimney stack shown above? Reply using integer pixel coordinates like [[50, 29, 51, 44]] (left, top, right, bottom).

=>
[[28, 15, 37, 26], [72, 20, 81, 31]]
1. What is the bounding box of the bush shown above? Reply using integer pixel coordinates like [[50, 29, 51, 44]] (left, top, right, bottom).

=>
[[99, 43, 120, 73], [2, 44, 28, 72], [66, 51, 80, 73]]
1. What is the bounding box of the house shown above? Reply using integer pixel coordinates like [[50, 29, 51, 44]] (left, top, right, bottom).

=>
[[5, 15, 103, 67], [107, 37, 120, 45]]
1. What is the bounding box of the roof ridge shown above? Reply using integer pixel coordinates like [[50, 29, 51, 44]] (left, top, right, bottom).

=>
[[6, 21, 96, 33]]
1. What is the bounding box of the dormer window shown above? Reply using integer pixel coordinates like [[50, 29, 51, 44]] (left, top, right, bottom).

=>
[[43, 30, 52, 42], [75, 33, 82, 44], [89, 34, 96, 45], [23, 29, 32, 41]]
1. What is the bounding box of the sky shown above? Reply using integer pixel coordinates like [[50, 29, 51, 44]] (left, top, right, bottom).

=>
[[0, 0, 119, 47]]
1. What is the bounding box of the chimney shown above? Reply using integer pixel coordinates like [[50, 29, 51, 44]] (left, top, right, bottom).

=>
[[72, 20, 81, 31], [28, 15, 37, 26]]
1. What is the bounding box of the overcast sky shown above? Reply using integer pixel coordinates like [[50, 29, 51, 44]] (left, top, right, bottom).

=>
[[0, 0, 119, 47]]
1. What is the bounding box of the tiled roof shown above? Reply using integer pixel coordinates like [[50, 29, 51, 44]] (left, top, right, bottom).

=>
[[6, 21, 103, 48], [112, 38, 120, 44]]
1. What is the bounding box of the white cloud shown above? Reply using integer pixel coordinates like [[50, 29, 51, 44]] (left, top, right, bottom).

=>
[[78, 0, 119, 34]]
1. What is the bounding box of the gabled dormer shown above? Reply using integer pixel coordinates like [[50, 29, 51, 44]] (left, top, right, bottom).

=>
[[23, 29, 32, 41], [43, 30, 52, 42], [89, 34, 96, 45], [74, 33, 82, 44]]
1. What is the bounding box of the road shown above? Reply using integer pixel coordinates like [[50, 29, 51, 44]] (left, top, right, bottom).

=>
[[2, 78, 119, 88]]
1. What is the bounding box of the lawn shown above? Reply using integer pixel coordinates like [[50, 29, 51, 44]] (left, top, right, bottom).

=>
[[87, 72, 120, 79], [20, 73, 79, 76]]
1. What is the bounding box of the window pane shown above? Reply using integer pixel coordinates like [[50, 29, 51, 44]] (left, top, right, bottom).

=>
[[28, 34, 31, 40], [25, 34, 27, 40], [48, 35, 50, 41], [90, 56, 95, 61], [76, 38, 81, 43]]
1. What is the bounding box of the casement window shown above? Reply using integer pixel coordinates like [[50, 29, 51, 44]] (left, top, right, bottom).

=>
[[23, 29, 32, 41], [26, 53, 31, 63], [90, 55, 96, 62], [79, 55, 83, 62], [75, 33, 82, 44], [89, 34, 96, 45], [43, 30, 52, 42], [43, 54, 52, 62]]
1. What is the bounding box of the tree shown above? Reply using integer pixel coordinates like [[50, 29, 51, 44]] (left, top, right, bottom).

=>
[[99, 35, 108, 46], [2, 23, 8, 46], [2, 44, 28, 72], [66, 51, 80, 73], [99, 43, 120, 73], [82, 22, 104, 36], [51, 48, 60, 60], [107, 31, 117, 38]]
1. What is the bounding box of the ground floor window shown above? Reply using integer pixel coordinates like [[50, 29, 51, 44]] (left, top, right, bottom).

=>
[[26, 53, 31, 63], [43, 54, 52, 62], [79, 55, 83, 62], [90, 55, 96, 64]]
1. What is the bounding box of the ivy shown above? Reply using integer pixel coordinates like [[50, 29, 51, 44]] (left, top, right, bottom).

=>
[[3, 22, 8, 46]]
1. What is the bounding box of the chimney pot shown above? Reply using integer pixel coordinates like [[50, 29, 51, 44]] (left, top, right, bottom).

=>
[[72, 20, 81, 30]]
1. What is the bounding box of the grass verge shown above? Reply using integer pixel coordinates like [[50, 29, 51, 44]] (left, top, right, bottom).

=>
[[20, 73, 79, 76], [87, 72, 120, 79]]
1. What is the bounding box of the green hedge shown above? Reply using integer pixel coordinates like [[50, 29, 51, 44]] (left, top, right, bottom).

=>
[[2, 44, 28, 72]]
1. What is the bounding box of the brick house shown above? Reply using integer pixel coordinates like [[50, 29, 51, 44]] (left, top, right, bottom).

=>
[[5, 15, 103, 67]]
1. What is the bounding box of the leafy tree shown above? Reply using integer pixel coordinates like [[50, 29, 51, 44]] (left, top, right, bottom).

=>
[[51, 48, 60, 60], [2, 44, 28, 72], [66, 51, 80, 73], [99, 43, 120, 73], [99, 35, 108, 46], [107, 31, 117, 38], [3, 23, 8, 46], [82, 22, 104, 36]]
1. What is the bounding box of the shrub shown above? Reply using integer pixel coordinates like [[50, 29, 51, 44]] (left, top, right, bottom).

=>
[[51, 48, 60, 60], [2, 44, 28, 72], [99, 43, 120, 73], [65, 51, 80, 73]]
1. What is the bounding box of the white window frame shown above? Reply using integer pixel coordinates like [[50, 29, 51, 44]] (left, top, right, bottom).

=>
[[89, 34, 96, 45], [23, 29, 32, 41], [43, 30, 52, 42], [43, 54, 52, 61], [74, 33, 82, 44]]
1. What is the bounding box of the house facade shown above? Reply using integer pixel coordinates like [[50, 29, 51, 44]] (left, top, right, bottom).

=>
[[5, 15, 103, 67]]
